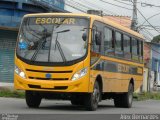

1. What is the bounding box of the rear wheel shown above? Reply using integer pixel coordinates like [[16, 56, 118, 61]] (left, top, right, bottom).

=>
[[114, 83, 133, 108], [25, 91, 42, 108], [84, 81, 101, 111]]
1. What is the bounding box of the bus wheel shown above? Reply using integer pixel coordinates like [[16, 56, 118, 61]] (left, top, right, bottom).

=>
[[25, 91, 42, 108], [85, 81, 100, 111], [114, 83, 133, 108]]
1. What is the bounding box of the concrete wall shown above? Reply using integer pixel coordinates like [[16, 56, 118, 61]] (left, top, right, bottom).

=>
[[0, 0, 65, 29], [0, 0, 66, 83], [151, 43, 160, 87]]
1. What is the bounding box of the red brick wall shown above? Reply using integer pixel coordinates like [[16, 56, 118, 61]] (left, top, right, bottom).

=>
[[144, 43, 151, 66]]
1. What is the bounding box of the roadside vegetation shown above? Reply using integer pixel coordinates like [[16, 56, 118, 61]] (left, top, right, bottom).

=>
[[0, 88, 25, 98], [134, 92, 160, 101]]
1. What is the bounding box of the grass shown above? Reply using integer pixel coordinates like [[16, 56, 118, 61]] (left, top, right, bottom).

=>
[[0, 88, 25, 98], [134, 92, 160, 101]]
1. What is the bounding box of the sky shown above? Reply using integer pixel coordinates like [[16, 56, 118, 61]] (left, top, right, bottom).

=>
[[64, 0, 160, 41]]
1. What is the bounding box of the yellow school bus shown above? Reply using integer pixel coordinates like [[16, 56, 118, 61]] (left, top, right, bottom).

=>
[[14, 13, 144, 111]]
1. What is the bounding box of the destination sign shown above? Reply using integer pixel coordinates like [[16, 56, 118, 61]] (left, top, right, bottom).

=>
[[35, 18, 76, 25]]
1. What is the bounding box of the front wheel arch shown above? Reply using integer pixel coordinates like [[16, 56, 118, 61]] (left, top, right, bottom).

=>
[[85, 80, 101, 111], [95, 75, 103, 94], [130, 78, 134, 92]]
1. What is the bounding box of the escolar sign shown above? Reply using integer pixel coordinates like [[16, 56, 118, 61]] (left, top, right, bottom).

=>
[[35, 18, 76, 25]]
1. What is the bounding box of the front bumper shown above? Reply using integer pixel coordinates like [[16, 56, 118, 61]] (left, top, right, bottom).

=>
[[14, 73, 89, 93]]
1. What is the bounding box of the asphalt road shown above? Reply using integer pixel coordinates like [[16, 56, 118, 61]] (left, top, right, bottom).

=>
[[0, 97, 160, 120], [0, 97, 160, 114]]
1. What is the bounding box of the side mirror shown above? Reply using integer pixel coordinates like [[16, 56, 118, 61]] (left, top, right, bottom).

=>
[[82, 32, 87, 41], [95, 31, 101, 45]]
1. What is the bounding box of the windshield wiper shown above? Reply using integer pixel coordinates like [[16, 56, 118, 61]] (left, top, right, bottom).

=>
[[55, 29, 70, 50], [53, 29, 70, 62], [30, 29, 49, 62]]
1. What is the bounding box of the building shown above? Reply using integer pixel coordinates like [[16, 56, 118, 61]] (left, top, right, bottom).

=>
[[150, 42, 160, 90], [143, 42, 151, 92], [103, 15, 132, 28], [0, 0, 66, 83], [144, 42, 151, 67]]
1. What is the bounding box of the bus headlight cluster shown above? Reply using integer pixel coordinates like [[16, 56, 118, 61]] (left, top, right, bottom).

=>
[[14, 65, 26, 79], [72, 68, 88, 81]]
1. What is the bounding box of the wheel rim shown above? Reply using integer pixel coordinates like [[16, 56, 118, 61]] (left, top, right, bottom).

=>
[[93, 85, 100, 105], [128, 86, 133, 104]]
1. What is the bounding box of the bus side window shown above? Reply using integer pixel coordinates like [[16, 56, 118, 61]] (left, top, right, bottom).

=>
[[104, 27, 114, 56], [131, 38, 139, 61], [141, 41, 143, 58], [91, 27, 101, 53], [138, 40, 143, 63], [115, 32, 123, 57], [123, 35, 131, 59]]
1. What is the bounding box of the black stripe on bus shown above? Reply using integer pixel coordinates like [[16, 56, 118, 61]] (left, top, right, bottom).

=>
[[26, 69, 72, 73], [91, 60, 143, 75]]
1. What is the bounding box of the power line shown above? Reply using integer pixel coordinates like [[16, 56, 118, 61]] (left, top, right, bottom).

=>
[[78, 0, 117, 15], [142, 27, 160, 31], [128, 1, 160, 34], [141, 2, 160, 8], [113, 0, 133, 6], [139, 12, 160, 27], [142, 25, 160, 28], [65, 0, 86, 13], [99, 0, 133, 10], [139, 25, 160, 31], [65, 0, 133, 26], [136, 8, 160, 34], [143, 29, 154, 37], [69, 0, 92, 11], [141, 30, 153, 40], [128, 0, 160, 34], [75, 0, 118, 16]]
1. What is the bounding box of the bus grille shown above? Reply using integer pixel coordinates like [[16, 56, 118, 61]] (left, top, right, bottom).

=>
[[28, 84, 68, 90], [29, 77, 68, 80], [26, 69, 72, 81]]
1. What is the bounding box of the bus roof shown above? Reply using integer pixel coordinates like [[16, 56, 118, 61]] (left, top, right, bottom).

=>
[[24, 13, 144, 40]]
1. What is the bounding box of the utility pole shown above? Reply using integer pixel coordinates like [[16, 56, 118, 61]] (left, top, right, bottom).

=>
[[131, 0, 138, 31]]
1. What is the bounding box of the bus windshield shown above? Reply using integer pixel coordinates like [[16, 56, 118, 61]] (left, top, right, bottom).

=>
[[17, 17, 89, 63]]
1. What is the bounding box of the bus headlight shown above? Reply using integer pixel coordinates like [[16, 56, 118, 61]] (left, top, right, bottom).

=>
[[14, 65, 26, 79], [72, 68, 88, 81]]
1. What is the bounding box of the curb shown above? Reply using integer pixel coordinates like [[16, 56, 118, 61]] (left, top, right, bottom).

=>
[[0, 82, 14, 90]]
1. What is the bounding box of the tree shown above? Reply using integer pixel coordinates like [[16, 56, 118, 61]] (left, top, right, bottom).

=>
[[152, 35, 160, 43]]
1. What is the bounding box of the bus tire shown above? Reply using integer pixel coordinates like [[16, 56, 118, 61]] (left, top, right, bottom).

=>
[[85, 81, 100, 111], [25, 91, 42, 108], [114, 83, 133, 108], [123, 83, 134, 108]]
